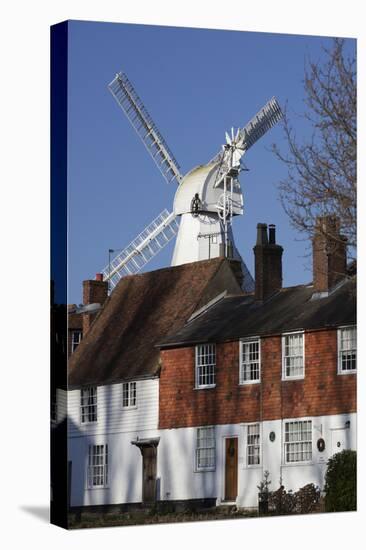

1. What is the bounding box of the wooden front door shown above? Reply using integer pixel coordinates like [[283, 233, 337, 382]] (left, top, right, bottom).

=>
[[142, 446, 157, 503], [225, 438, 238, 501]]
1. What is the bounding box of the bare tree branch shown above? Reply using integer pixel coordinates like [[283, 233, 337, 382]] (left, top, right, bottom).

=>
[[272, 38, 356, 253]]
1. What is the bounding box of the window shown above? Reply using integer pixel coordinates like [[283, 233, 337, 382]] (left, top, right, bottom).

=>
[[284, 420, 312, 463], [122, 381, 137, 408], [338, 326, 357, 373], [87, 444, 108, 488], [195, 426, 215, 471], [247, 423, 260, 466], [240, 339, 260, 383], [71, 330, 82, 353], [80, 386, 97, 423], [195, 344, 216, 388], [282, 332, 304, 379]]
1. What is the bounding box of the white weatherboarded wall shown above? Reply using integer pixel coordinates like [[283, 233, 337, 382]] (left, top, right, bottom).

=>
[[68, 378, 159, 507], [158, 413, 356, 508], [67, 375, 356, 509]]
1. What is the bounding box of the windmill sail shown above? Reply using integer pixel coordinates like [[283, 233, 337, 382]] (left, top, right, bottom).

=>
[[210, 97, 283, 187], [109, 73, 183, 185], [239, 97, 283, 152], [102, 209, 179, 291]]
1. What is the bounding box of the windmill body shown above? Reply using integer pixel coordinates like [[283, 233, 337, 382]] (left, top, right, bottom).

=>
[[102, 72, 282, 293], [171, 162, 244, 267]]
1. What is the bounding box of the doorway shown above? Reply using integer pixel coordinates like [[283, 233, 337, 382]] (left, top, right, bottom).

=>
[[141, 445, 157, 503], [224, 437, 238, 502]]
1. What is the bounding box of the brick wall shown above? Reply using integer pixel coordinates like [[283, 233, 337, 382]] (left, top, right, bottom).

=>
[[159, 329, 356, 429]]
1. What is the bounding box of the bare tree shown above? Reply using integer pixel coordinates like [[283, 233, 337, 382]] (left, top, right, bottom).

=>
[[272, 38, 356, 253]]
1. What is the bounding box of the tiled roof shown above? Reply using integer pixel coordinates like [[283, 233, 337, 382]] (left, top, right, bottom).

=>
[[158, 276, 356, 348], [68, 258, 243, 388]]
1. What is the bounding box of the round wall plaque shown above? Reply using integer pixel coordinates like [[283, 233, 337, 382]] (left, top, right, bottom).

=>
[[269, 431, 276, 442]]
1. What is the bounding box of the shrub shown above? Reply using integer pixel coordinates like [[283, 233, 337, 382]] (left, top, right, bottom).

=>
[[324, 450, 356, 512], [294, 483, 321, 514], [268, 485, 296, 515], [267, 483, 320, 515]]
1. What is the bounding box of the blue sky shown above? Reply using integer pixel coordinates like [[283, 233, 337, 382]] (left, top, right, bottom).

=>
[[67, 21, 355, 304]]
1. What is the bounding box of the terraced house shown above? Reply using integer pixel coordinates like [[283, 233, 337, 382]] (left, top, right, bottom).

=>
[[59, 216, 356, 512]]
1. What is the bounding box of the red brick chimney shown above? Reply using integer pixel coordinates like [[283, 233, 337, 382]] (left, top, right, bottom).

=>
[[82, 273, 108, 334], [253, 223, 283, 301], [312, 216, 347, 293]]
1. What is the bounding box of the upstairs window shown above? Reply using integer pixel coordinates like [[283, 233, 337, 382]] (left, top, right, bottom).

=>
[[195, 426, 215, 471], [338, 326, 357, 374], [240, 338, 260, 384], [71, 330, 82, 353], [122, 381, 137, 408], [87, 444, 108, 488], [282, 332, 304, 379], [247, 423, 261, 466], [284, 420, 312, 463], [195, 344, 216, 388], [81, 386, 97, 423]]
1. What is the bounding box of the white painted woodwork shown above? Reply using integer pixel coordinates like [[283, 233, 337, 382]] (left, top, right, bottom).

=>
[[67, 378, 159, 437], [66, 383, 356, 508]]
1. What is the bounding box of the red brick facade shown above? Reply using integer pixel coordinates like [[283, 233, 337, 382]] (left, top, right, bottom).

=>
[[159, 328, 356, 429]]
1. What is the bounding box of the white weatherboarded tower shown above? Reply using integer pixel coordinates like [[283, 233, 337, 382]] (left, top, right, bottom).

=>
[[102, 72, 282, 292]]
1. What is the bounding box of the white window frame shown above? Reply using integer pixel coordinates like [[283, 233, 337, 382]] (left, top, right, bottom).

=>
[[195, 344, 216, 389], [245, 423, 261, 467], [71, 330, 82, 353], [121, 381, 137, 409], [80, 386, 98, 424], [283, 419, 312, 465], [195, 426, 216, 472], [239, 338, 261, 384], [282, 331, 305, 380], [87, 444, 109, 489], [337, 325, 357, 374]]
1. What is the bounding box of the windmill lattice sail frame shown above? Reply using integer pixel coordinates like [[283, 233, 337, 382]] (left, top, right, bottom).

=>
[[102, 209, 179, 291], [109, 73, 183, 185]]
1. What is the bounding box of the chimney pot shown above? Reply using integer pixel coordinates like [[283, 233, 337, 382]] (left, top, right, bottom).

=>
[[256, 223, 268, 245], [95, 273, 104, 281], [268, 224, 276, 244]]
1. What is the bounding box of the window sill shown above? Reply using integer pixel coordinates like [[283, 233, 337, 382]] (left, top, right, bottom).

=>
[[283, 461, 313, 467], [282, 376, 305, 382], [239, 380, 261, 386], [337, 370, 357, 375], [194, 384, 216, 390], [194, 468, 216, 473]]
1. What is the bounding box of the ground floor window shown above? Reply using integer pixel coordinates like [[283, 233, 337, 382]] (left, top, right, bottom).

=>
[[247, 423, 260, 465], [284, 420, 312, 463], [196, 426, 215, 471], [87, 444, 108, 488]]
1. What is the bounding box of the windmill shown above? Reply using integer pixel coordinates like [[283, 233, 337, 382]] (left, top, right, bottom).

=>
[[102, 71, 283, 292]]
